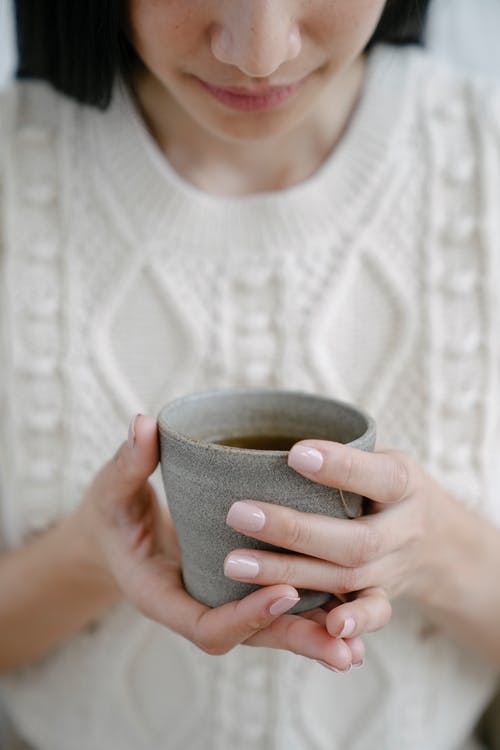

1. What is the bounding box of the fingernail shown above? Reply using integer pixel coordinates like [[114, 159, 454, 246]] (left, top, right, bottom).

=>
[[288, 445, 324, 474], [224, 553, 260, 579], [128, 414, 141, 449], [351, 661, 364, 669], [316, 660, 352, 674], [226, 502, 266, 532], [269, 595, 300, 616], [336, 617, 356, 639]]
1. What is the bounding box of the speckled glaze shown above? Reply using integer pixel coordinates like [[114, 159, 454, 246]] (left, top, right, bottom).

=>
[[158, 389, 376, 613]]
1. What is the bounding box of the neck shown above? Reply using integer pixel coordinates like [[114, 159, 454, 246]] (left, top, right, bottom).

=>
[[132, 57, 367, 196]]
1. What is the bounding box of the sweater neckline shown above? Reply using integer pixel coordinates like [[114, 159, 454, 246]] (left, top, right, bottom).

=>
[[89, 45, 420, 251]]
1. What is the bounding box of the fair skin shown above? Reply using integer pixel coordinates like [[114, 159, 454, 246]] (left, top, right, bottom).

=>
[[128, 0, 385, 194], [2, 0, 500, 676], [0, 417, 363, 672], [227, 443, 500, 664]]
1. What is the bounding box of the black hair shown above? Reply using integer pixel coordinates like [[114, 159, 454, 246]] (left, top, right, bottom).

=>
[[14, 0, 432, 110], [369, 0, 432, 48]]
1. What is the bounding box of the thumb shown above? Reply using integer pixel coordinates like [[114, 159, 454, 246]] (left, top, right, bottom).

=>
[[93, 414, 160, 521], [124, 413, 159, 480]]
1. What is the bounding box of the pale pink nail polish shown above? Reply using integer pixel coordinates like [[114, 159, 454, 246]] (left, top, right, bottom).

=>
[[269, 596, 300, 616], [224, 553, 260, 579], [128, 414, 141, 449], [336, 617, 356, 639], [288, 445, 324, 474], [316, 660, 352, 674], [226, 502, 266, 532]]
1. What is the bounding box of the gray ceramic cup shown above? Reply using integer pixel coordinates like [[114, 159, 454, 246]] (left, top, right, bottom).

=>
[[158, 389, 376, 613]]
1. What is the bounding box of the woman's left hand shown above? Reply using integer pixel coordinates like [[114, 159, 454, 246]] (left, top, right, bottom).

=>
[[225, 440, 452, 642]]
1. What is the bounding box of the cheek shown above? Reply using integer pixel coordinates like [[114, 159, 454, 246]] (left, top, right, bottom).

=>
[[128, 0, 207, 70], [312, 0, 387, 60]]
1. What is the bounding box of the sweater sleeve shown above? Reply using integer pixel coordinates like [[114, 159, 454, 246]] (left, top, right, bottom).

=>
[[0, 89, 7, 551], [0, 84, 17, 551], [491, 88, 500, 527], [476, 80, 500, 528]]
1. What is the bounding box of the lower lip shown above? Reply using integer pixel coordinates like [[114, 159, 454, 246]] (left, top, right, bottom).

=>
[[198, 79, 305, 112]]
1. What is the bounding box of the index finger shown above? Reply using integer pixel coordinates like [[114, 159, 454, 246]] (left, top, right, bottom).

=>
[[146, 579, 354, 669], [130, 556, 300, 655], [288, 441, 420, 504], [226, 501, 390, 565]]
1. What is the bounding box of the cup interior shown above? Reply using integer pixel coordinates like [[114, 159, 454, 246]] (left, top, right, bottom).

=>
[[158, 389, 372, 450]]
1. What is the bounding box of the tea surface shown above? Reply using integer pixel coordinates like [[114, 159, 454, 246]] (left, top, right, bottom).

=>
[[208, 433, 306, 450]]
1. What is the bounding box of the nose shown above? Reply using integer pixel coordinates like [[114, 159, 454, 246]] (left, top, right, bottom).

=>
[[211, 1, 301, 79]]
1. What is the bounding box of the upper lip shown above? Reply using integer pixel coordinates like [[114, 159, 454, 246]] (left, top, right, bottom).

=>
[[199, 79, 305, 96]]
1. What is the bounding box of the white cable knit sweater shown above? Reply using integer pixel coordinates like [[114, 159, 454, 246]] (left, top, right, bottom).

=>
[[1, 45, 500, 750]]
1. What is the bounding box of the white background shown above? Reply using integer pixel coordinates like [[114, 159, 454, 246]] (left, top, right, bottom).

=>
[[1, 0, 500, 86]]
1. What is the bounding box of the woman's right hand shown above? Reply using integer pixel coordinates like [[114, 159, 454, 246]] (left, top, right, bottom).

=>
[[71, 414, 363, 670]]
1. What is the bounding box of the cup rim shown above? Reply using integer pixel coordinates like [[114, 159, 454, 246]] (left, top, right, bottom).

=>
[[157, 388, 376, 456]]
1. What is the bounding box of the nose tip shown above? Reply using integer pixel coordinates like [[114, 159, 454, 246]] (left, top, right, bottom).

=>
[[211, 21, 301, 79]]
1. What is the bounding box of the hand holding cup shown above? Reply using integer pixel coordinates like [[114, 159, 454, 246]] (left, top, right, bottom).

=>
[[73, 413, 365, 669]]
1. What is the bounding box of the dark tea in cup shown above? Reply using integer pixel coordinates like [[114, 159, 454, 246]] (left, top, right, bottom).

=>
[[208, 433, 309, 450]]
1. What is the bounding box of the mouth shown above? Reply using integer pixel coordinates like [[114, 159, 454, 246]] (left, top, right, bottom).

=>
[[196, 77, 307, 112]]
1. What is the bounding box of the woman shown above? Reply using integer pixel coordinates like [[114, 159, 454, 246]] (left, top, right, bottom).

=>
[[1, 1, 500, 748]]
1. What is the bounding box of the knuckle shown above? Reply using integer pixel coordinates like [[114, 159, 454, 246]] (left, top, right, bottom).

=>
[[338, 450, 356, 486], [194, 634, 231, 656], [245, 612, 271, 632], [367, 592, 392, 631], [386, 452, 412, 501], [337, 567, 363, 595], [358, 587, 392, 632], [348, 524, 382, 566], [284, 512, 312, 550], [278, 556, 297, 583], [112, 445, 136, 483]]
